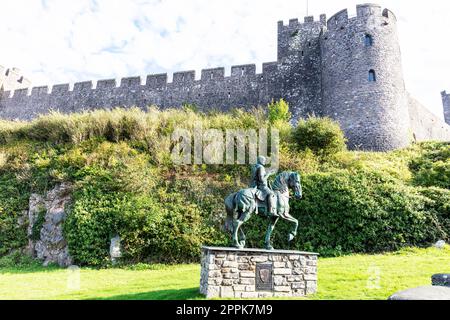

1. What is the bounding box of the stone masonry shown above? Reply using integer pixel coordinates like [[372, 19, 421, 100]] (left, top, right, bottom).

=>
[[200, 246, 318, 299], [442, 91, 450, 125], [1, 4, 449, 151]]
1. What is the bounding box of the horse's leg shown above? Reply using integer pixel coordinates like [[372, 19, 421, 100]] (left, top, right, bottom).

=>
[[281, 210, 299, 242], [232, 215, 243, 248], [232, 208, 252, 249], [238, 208, 253, 248], [238, 226, 246, 247], [265, 216, 279, 250]]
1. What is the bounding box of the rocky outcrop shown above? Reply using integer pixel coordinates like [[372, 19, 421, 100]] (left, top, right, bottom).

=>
[[388, 286, 450, 300], [27, 183, 73, 267]]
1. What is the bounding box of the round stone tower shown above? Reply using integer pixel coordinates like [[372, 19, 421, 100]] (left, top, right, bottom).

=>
[[320, 4, 410, 151]]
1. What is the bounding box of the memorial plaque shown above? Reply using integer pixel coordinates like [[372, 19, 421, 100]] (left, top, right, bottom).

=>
[[256, 263, 273, 291]]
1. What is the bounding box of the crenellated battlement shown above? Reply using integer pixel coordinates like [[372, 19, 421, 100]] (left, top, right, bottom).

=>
[[1, 62, 283, 101], [277, 14, 327, 33], [356, 3, 382, 17], [326, 4, 397, 31], [327, 9, 349, 30]]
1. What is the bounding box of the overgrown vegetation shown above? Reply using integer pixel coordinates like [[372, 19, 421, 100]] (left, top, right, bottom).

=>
[[293, 116, 347, 157], [0, 103, 449, 266]]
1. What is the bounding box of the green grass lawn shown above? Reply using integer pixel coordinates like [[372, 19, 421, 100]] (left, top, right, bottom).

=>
[[0, 246, 449, 300]]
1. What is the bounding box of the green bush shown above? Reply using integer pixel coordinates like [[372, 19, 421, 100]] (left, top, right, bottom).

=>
[[64, 185, 213, 266], [64, 187, 124, 266], [0, 173, 30, 256], [0, 251, 42, 269], [293, 116, 347, 157], [268, 99, 291, 124], [418, 187, 450, 237], [286, 170, 447, 255], [121, 192, 206, 264], [238, 169, 447, 256], [410, 142, 450, 189]]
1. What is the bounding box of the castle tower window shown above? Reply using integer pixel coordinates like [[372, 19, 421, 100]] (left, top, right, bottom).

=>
[[365, 34, 373, 46], [368, 70, 376, 82]]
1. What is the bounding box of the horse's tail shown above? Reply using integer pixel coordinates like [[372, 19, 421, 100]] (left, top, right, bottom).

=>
[[224, 193, 237, 232], [224, 190, 256, 232]]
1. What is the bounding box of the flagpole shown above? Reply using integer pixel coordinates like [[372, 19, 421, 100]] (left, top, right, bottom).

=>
[[306, 0, 309, 16]]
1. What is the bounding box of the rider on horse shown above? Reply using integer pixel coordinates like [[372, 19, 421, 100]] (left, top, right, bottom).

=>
[[250, 156, 278, 217]]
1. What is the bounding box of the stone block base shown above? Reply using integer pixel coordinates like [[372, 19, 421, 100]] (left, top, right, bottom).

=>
[[200, 246, 318, 298]]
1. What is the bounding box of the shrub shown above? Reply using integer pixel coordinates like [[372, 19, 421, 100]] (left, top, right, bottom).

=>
[[0, 251, 41, 268], [0, 120, 27, 144], [410, 142, 450, 189], [293, 116, 347, 157], [284, 170, 446, 255], [418, 187, 450, 239], [64, 185, 212, 266], [64, 187, 124, 266], [0, 167, 31, 256], [268, 99, 291, 124], [120, 192, 206, 264]]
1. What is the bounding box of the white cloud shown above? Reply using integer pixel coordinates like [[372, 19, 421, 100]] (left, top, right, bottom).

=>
[[0, 0, 448, 118]]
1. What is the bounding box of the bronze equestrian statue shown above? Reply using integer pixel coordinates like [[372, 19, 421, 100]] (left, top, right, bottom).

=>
[[225, 156, 303, 250]]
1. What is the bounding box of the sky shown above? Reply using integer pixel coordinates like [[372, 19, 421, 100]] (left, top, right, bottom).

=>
[[0, 0, 448, 118]]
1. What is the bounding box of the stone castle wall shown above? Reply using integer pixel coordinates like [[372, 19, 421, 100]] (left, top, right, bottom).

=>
[[0, 4, 449, 151], [199, 247, 318, 299], [442, 91, 450, 125], [276, 16, 325, 119], [0, 66, 31, 92], [409, 95, 450, 142], [321, 5, 411, 151], [0, 64, 281, 121]]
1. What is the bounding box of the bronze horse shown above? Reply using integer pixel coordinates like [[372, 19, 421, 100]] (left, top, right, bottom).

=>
[[224, 171, 302, 250]]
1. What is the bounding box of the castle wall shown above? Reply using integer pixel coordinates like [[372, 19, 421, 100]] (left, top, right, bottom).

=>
[[277, 16, 326, 119], [0, 63, 284, 121], [442, 91, 450, 125], [320, 4, 410, 151], [0, 66, 31, 91], [409, 94, 450, 142]]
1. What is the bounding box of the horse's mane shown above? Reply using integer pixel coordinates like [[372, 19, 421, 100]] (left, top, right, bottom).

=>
[[272, 171, 293, 192]]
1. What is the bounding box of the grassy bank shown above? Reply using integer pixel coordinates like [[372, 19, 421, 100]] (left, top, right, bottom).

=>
[[0, 106, 448, 264], [0, 246, 448, 300]]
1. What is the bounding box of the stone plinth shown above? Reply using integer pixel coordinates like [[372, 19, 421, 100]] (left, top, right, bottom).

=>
[[200, 246, 319, 299]]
